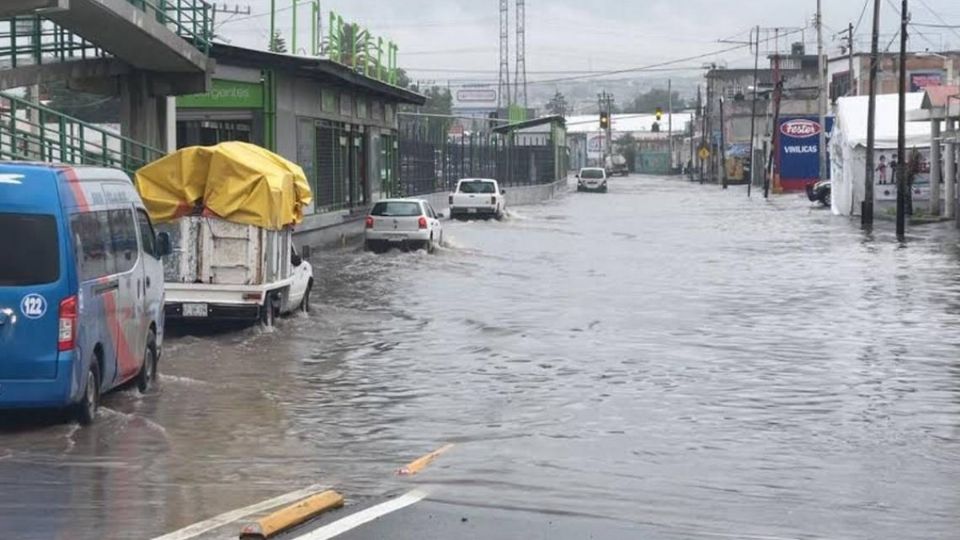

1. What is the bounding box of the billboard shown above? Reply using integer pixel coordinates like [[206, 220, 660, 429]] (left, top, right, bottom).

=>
[[873, 148, 931, 202], [909, 71, 945, 92], [777, 116, 834, 191], [451, 86, 499, 117]]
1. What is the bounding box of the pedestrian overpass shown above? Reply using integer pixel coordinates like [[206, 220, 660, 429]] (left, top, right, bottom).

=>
[[0, 0, 213, 172]]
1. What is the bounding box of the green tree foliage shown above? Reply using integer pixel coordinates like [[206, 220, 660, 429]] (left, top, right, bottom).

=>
[[545, 91, 569, 117], [614, 133, 638, 172], [402, 84, 454, 142], [41, 81, 119, 124], [269, 31, 288, 53], [624, 88, 687, 114]]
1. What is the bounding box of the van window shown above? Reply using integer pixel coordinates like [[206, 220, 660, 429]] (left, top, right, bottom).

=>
[[70, 211, 114, 281], [108, 208, 138, 273], [0, 213, 59, 286], [136, 209, 156, 258]]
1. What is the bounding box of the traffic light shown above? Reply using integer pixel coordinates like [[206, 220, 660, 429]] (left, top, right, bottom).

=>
[[655, 107, 663, 122], [599, 111, 610, 130]]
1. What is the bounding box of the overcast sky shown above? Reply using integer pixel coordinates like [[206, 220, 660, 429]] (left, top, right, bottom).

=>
[[218, 1, 960, 85]]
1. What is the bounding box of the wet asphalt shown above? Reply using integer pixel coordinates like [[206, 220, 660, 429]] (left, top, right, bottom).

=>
[[2, 175, 960, 539]]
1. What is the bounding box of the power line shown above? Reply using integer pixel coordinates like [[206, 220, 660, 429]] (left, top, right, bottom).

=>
[[854, 0, 871, 36], [916, 0, 960, 41], [521, 27, 806, 87]]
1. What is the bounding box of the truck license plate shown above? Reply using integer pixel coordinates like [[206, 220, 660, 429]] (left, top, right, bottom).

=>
[[183, 303, 208, 317], [467, 208, 477, 213]]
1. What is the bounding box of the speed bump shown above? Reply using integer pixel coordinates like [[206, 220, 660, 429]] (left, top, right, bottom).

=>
[[239, 490, 344, 539]]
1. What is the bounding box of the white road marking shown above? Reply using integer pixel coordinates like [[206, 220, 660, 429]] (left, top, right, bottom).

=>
[[151, 484, 326, 540], [289, 489, 428, 540]]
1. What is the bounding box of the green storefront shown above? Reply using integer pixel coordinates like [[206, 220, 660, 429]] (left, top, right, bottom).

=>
[[176, 76, 275, 150]]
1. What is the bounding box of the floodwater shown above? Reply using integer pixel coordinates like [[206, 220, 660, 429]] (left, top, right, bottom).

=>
[[2, 176, 960, 539]]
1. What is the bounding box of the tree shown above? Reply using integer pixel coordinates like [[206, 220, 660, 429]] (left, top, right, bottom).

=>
[[41, 81, 119, 124], [269, 31, 288, 53], [402, 84, 453, 141], [614, 133, 638, 172], [545, 91, 569, 117], [624, 87, 688, 114]]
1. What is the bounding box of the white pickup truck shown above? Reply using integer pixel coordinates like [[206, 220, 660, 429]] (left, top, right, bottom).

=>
[[160, 216, 313, 327], [448, 178, 506, 220]]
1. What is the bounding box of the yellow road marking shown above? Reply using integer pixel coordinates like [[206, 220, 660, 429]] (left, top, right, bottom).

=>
[[397, 444, 454, 476], [239, 490, 344, 539]]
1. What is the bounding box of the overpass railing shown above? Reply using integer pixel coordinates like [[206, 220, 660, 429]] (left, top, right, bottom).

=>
[[0, 16, 105, 68], [128, 0, 214, 53], [0, 91, 165, 175]]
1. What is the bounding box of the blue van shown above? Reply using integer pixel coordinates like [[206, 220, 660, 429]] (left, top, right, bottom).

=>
[[0, 164, 170, 424]]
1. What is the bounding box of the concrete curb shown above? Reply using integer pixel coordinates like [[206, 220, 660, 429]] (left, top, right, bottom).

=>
[[239, 490, 344, 539]]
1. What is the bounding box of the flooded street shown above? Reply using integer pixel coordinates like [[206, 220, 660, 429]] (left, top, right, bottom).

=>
[[3, 176, 960, 539]]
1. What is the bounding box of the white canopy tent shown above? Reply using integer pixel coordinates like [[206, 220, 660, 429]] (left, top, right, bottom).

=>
[[830, 93, 929, 216]]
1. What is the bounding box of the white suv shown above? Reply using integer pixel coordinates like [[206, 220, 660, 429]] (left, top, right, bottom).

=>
[[577, 168, 608, 193]]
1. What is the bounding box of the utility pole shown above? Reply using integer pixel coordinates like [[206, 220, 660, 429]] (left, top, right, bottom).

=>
[[668, 79, 673, 171], [766, 54, 783, 199], [698, 85, 705, 184], [270, 0, 276, 50], [720, 95, 728, 189], [747, 25, 760, 197], [816, 0, 828, 182], [847, 23, 856, 96], [515, 0, 528, 110], [863, 0, 881, 227], [497, 0, 510, 115], [896, 0, 909, 240]]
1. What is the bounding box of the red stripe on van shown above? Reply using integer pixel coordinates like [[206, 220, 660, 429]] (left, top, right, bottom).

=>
[[101, 288, 139, 382], [60, 167, 89, 210]]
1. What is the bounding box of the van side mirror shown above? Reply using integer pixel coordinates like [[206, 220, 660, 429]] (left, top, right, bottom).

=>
[[156, 232, 172, 257], [501, 189, 506, 195]]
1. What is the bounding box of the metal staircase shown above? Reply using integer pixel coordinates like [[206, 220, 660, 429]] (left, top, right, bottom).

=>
[[0, 0, 213, 172], [0, 1, 212, 69], [0, 90, 164, 175]]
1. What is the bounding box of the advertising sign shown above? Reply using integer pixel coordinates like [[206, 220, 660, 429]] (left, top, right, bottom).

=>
[[777, 116, 833, 191], [586, 133, 607, 162], [909, 71, 945, 92], [873, 148, 931, 202], [177, 79, 264, 109], [451, 86, 499, 116]]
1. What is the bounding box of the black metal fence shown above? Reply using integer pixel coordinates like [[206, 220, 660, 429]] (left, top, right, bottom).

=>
[[393, 117, 563, 198]]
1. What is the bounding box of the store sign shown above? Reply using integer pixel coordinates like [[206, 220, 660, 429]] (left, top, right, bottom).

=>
[[177, 79, 264, 109], [909, 71, 944, 92], [780, 118, 821, 138], [452, 86, 499, 113], [778, 116, 833, 189]]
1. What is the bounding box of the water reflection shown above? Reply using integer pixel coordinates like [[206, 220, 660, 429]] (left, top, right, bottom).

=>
[[1, 177, 960, 539]]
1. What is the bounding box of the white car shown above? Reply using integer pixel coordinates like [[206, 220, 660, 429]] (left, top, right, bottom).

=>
[[449, 178, 506, 220], [577, 167, 608, 193], [364, 199, 444, 253]]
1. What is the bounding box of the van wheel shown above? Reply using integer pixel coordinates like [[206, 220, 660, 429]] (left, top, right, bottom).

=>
[[137, 330, 158, 393], [75, 361, 100, 426], [300, 281, 313, 313], [261, 294, 277, 328]]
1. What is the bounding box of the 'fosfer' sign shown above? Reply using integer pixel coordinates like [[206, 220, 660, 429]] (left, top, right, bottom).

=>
[[777, 116, 833, 191]]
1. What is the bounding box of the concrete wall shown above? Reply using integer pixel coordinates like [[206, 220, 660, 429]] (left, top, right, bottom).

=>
[[293, 176, 572, 250]]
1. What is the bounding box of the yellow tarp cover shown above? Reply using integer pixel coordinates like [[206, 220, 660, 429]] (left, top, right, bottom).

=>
[[134, 142, 313, 230]]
